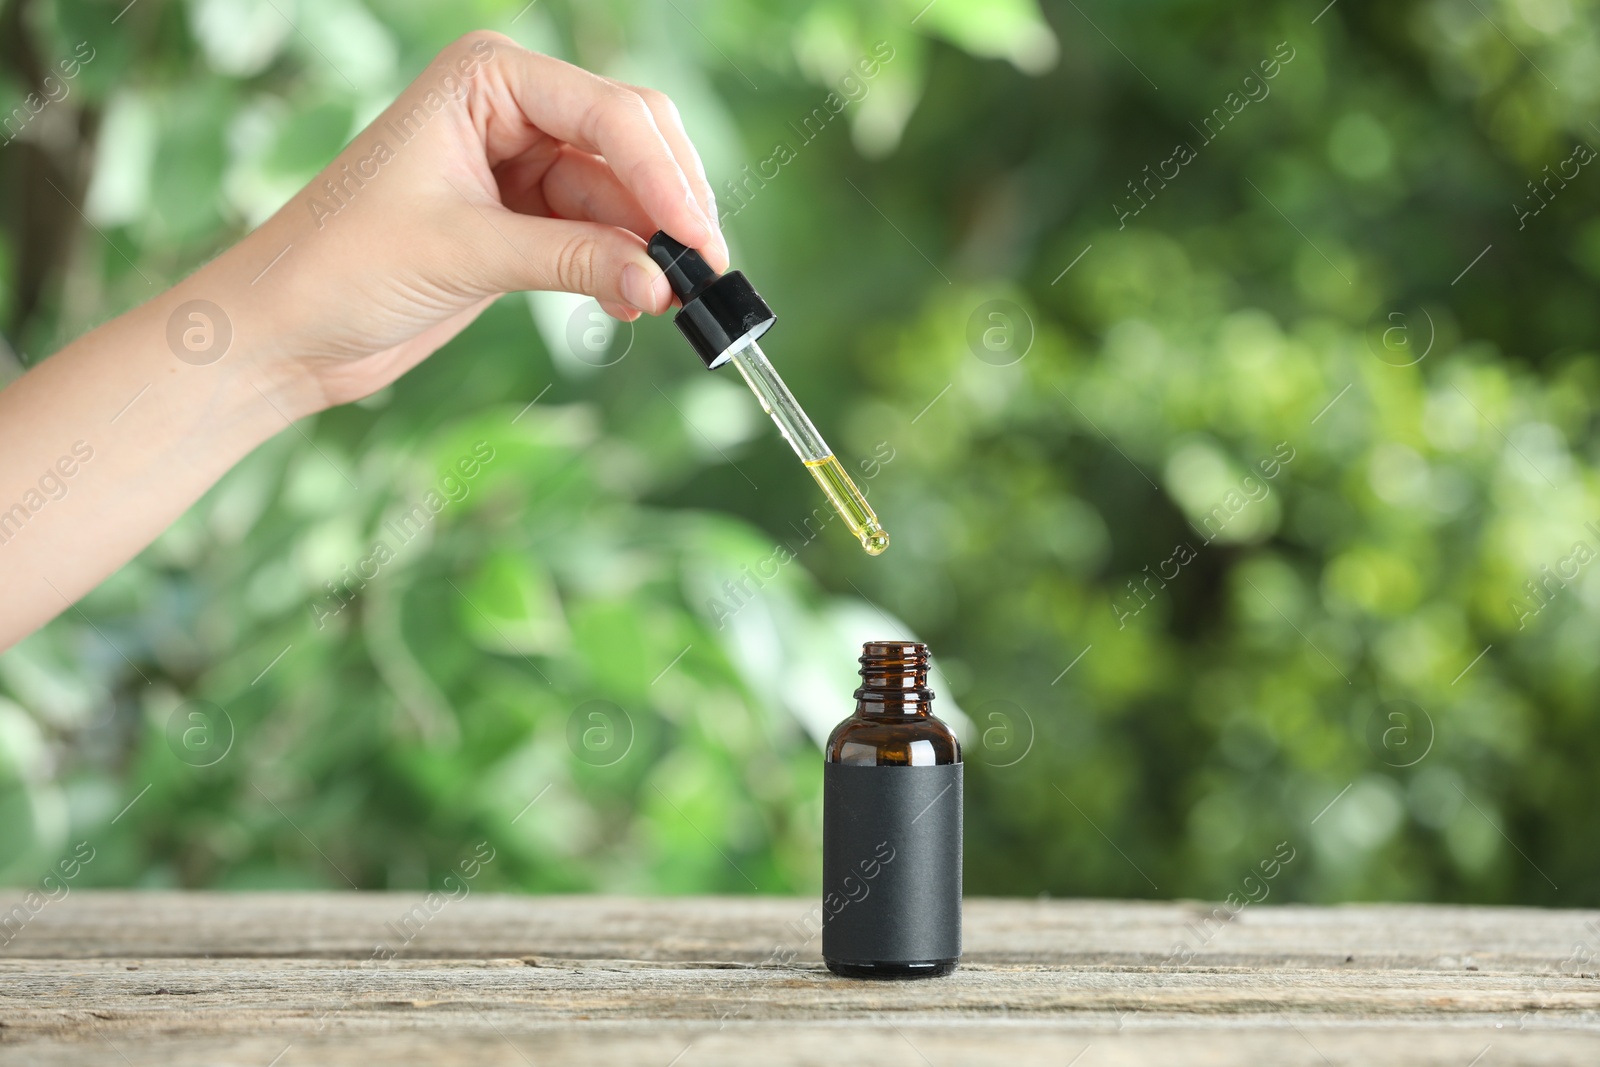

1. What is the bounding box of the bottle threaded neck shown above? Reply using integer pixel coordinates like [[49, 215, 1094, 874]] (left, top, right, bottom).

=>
[[855, 640, 933, 710]]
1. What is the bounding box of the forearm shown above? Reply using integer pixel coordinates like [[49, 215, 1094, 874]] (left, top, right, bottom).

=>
[[0, 248, 317, 650]]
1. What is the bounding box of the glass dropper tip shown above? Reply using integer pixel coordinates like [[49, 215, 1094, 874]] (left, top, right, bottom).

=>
[[860, 525, 890, 556]]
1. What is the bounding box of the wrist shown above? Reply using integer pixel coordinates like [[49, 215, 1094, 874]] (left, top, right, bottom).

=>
[[180, 228, 331, 423]]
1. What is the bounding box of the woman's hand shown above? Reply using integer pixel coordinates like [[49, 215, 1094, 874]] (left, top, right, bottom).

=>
[[0, 33, 728, 650], [204, 31, 728, 413]]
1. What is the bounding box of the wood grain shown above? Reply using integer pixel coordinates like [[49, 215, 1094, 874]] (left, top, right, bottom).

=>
[[2, 892, 1598, 1066]]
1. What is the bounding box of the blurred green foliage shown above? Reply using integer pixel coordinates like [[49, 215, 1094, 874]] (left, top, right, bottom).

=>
[[2, 0, 1599, 907]]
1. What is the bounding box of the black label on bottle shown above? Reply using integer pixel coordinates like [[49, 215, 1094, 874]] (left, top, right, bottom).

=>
[[822, 762, 962, 964]]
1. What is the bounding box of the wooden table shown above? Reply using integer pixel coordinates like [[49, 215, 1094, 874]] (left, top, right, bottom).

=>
[[3, 892, 1598, 1064]]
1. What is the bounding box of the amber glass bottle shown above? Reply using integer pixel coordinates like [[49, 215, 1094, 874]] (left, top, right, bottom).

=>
[[822, 640, 962, 979]]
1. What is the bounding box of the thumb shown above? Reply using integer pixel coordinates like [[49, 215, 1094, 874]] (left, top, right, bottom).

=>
[[478, 214, 673, 314]]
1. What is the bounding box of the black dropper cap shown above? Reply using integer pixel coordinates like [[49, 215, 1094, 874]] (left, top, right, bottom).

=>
[[647, 231, 775, 369]]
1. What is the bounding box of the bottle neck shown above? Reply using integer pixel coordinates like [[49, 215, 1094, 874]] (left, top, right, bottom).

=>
[[855, 695, 933, 717], [853, 641, 934, 718]]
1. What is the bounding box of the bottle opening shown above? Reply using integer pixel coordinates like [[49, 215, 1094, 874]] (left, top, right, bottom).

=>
[[856, 640, 932, 704]]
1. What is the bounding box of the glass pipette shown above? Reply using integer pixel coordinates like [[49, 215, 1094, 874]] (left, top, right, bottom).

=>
[[647, 232, 889, 555], [725, 338, 889, 555]]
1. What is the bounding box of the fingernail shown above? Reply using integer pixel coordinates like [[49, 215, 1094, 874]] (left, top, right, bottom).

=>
[[599, 300, 641, 322], [621, 261, 668, 312], [686, 191, 715, 238], [707, 229, 731, 272]]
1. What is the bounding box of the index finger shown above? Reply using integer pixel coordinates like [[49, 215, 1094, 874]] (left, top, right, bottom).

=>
[[486, 38, 715, 253], [616, 80, 729, 272]]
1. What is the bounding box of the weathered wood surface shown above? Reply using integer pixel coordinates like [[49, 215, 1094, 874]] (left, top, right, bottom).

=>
[[3, 893, 1599, 1065]]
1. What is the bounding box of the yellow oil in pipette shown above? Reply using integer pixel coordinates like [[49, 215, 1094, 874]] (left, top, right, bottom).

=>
[[804, 455, 890, 555]]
